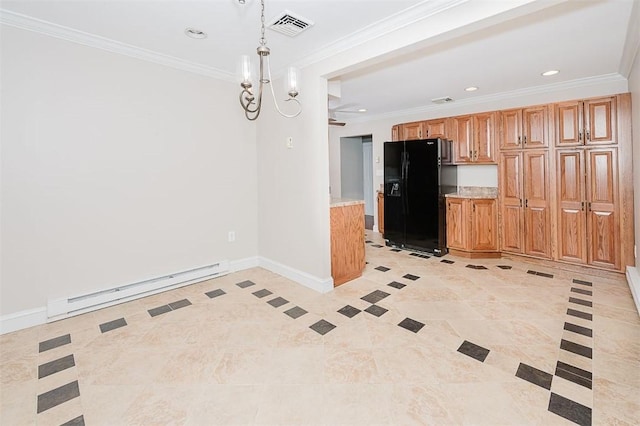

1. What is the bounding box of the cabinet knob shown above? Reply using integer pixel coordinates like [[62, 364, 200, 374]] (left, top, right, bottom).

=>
[[517, 136, 521, 145]]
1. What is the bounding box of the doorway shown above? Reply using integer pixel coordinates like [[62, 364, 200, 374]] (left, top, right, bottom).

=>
[[340, 134, 374, 230]]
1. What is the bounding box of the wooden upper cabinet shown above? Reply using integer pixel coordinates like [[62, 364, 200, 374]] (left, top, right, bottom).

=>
[[452, 113, 496, 164], [499, 106, 548, 149], [555, 96, 617, 146], [391, 125, 400, 142], [425, 118, 448, 139], [401, 121, 425, 140]]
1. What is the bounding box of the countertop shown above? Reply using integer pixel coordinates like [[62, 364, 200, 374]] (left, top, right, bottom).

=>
[[330, 198, 365, 208], [444, 186, 498, 199]]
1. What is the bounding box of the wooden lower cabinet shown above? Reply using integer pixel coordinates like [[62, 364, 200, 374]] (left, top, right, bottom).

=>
[[446, 197, 499, 258], [557, 148, 619, 269], [330, 203, 366, 286], [377, 191, 384, 235]]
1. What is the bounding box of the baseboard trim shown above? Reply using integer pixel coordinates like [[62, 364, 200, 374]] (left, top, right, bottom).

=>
[[625, 266, 640, 317], [229, 256, 260, 272], [259, 257, 334, 294], [0, 307, 48, 335]]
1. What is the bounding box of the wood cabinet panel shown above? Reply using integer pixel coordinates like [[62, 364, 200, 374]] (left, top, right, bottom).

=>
[[500, 109, 522, 150], [391, 125, 400, 142], [557, 150, 587, 263], [425, 118, 448, 138], [500, 106, 548, 149], [330, 204, 365, 286], [499, 152, 524, 253], [584, 97, 616, 145], [471, 199, 497, 251], [474, 112, 495, 163], [402, 121, 425, 140], [446, 198, 468, 250], [453, 115, 473, 163], [446, 197, 498, 257], [377, 192, 384, 235], [523, 151, 550, 258], [556, 102, 582, 146]]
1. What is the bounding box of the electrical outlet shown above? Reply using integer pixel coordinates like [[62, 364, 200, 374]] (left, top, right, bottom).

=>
[[228, 231, 235, 242]]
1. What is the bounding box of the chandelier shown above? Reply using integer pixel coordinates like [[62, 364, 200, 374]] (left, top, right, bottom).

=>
[[238, 0, 302, 121]]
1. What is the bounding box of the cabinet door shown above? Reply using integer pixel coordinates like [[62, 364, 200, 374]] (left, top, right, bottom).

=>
[[446, 198, 467, 250], [584, 97, 616, 145], [555, 101, 583, 146], [402, 121, 425, 140], [499, 152, 524, 253], [557, 150, 587, 263], [524, 151, 550, 258], [391, 125, 400, 142], [586, 148, 618, 269], [474, 112, 496, 163], [500, 109, 522, 150], [425, 118, 448, 139], [377, 192, 384, 235], [471, 199, 497, 251], [523, 106, 548, 148], [453, 115, 473, 163]]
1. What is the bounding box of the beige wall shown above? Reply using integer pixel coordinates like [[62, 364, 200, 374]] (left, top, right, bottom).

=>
[[630, 41, 640, 270], [0, 26, 259, 315]]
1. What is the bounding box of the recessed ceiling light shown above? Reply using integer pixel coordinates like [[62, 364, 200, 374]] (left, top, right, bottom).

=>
[[465, 86, 478, 92], [541, 69, 559, 76], [185, 28, 207, 39], [358, 108, 367, 112]]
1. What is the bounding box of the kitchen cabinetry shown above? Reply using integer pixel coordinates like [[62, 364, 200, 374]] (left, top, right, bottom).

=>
[[391, 125, 400, 142], [499, 105, 549, 149], [499, 150, 551, 258], [330, 201, 366, 286], [377, 191, 384, 234], [453, 112, 496, 164], [401, 121, 425, 140], [554, 96, 617, 146], [557, 147, 619, 269], [446, 197, 499, 258]]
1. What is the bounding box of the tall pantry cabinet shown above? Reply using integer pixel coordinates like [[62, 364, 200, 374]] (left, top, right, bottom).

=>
[[555, 95, 630, 270], [498, 105, 551, 259]]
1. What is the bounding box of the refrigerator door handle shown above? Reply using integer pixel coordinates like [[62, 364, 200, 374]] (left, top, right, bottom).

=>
[[404, 152, 410, 215]]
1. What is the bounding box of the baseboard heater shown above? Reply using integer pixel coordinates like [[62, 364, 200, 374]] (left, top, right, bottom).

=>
[[47, 260, 229, 320]]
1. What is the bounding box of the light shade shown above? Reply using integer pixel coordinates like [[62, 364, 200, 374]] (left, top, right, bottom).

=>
[[286, 67, 300, 95], [237, 55, 253, 85]]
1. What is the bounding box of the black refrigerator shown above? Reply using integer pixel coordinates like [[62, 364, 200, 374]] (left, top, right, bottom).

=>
[[383, 138, 457, 255]]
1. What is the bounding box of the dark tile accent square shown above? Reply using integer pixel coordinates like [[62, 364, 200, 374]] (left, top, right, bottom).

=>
[[555, 362, 592, 389], [564, 322, 593, 337], [236, 280, 256, 288], [440, 259, 455, 264], [515, 363, 553, 390], [527, 270, 539, 276], [390, 248, 402, 252], [148, 305, 171, 317], [364, 304, 388, 317], [403, 274, 420, 281], [37, 381, 80, 413], [361, 290, 391, 304], [371, 244, 384, 248], [365, 240, 373, 243], [61, 415, 85, 426], [457, 340, 490, 362], [410, 252, 430, 259], [99, 318, 127, 333], [267, 297, 289, 308], [571, 287, 593, 296], [375, 266, 390, 272], [548, 392, 592, 426], [497, 265, 512, 270], [38, 354, 75, 379], [39, 334, 71, 353], [284, 306, 307, 319], [252, 289, 273, 298], [388, 281, 406, 289], [567, 308, 592, 321], [572, 279, 593, 287], [560, 339, 592, 359], [466, 264, 488, 270], [205, 289, 226, 298], [309, 319, 336, 335], [338, 305, 361, 318], [398, 317, 425, 333], [556, 361, 592, 381], [569, 297, 593, 308], [168, 299, 192, 310], [537, 271, 554, 278]]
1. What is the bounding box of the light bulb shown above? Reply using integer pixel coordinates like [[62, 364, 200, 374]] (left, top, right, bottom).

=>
[[237, 55, 253, 86], [286, 67, 300, 97]]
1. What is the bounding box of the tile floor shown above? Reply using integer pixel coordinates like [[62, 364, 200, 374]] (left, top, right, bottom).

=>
[[1, 232, 639, 425]]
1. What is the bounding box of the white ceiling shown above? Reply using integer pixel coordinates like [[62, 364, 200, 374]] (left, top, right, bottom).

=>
[[1, 0, 637, 121]]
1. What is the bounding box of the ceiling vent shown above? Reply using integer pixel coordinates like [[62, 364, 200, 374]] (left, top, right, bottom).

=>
[[267, 10, 314, 37], [431, 96, 454, 104]]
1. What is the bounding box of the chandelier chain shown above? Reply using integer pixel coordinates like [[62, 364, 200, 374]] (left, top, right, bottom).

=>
[[259, 0, 266, 46]]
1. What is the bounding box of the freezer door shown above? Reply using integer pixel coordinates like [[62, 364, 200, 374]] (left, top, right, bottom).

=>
[[383, 141, 404, 246]]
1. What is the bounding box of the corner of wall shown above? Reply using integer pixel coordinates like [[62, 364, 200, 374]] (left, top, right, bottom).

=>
[[625, 266, 640, 317]]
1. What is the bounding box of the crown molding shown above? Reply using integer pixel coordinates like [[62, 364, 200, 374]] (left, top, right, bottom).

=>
[[350, 73, 628, 124], [0, 9, 236, 82], [293, 0, 468, 70]]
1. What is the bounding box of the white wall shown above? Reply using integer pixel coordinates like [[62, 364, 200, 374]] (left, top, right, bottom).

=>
[[340, 137, 364, 200], [628, 13, 640, 312], [0, 26, 258, 316]]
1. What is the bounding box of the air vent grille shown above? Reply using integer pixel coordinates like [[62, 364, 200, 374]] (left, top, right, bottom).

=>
[[431, 96, 454, 104], [267, 10, 314, 37]]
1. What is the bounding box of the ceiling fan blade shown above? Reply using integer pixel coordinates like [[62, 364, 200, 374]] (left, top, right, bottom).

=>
[[328, 119, 346, 126]]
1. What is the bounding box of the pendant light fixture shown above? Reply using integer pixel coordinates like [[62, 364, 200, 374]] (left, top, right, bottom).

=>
[[238, 0, 301, 121]]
